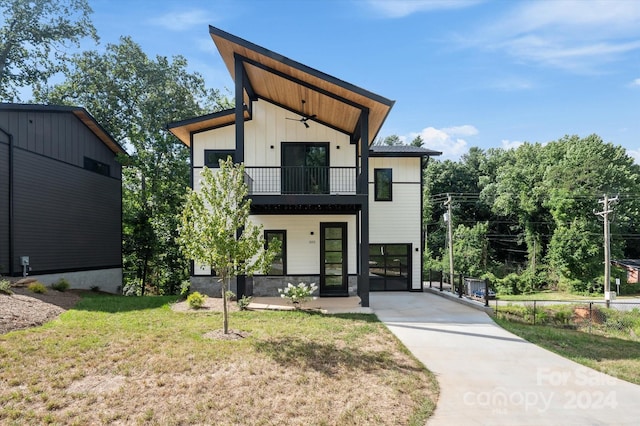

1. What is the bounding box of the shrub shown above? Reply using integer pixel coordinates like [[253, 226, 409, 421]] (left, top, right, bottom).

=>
[[278, 282, 318, 308], [50, 278, 70, 292], [187, 291, 206, 309], [238, 295, 252, 311], [0, 279, 13, 295], [28, 281, 47, 294]]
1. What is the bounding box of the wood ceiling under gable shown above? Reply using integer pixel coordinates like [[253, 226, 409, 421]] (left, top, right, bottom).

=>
[[209, 26, 394, 145]]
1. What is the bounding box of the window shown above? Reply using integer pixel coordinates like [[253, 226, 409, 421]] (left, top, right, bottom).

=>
[[374, 168, 392, 201], [265, 230, 286, 275], [281, 143, 329, 194], [84, 157, 110, 177], [204, 150, 235, 168]]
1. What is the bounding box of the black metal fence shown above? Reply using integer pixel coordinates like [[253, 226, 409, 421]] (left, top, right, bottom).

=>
[[244, 166, 357, 195], [494, 299, 640, 341], [425, 269, 493, 307]]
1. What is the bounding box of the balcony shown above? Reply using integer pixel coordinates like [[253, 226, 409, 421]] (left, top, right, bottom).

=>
[[244, 166, 357, 196]]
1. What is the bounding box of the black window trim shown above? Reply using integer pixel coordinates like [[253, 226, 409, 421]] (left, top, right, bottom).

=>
[[83, 156, 111, 177], [204, 149, 236, 168], [265, 229, 287, 275], [374, 168, 392, 201]]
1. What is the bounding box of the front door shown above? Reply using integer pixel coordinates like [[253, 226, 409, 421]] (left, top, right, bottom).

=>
[[320, 222, 348, 296]]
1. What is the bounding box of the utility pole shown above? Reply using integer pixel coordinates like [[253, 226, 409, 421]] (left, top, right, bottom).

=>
[[443, 194, 454, 293], [595, 194, 618, 308]]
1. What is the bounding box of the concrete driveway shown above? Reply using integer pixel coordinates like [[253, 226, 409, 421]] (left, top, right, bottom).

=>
[[370, 292, 640, 425]]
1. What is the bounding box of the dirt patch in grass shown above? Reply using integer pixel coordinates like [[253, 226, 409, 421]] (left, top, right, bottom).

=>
[[0, 287, 81, 334]]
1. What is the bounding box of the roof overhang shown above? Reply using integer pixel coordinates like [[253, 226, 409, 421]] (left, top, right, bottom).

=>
[[369, 146, 442, 157], [167, 107, 250, 147], [0, 103, 126, 155], [70, 109, 127, 155], [207, 26, 395, 146]]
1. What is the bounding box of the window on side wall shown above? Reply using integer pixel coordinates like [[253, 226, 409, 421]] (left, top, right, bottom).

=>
[[204, 150, 235, 168], [374, 168, 392, 201], [265, 230, 286, 275], [84, 157, 110, 177]]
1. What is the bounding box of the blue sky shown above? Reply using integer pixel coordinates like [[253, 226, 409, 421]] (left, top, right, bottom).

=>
[[87, 0, 639, 163]]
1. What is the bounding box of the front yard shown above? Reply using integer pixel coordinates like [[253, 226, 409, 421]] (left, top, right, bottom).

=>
[[0, 293, 438, 425]]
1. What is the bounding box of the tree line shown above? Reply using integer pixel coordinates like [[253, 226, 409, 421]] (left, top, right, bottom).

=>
[[423, 136, 640, 294]]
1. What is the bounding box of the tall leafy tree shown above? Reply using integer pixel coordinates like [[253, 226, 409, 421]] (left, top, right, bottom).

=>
[[39, 37, 231, 294], [410, 135, 424, 147], [542, 135, 640, 283], [452, 222, 490, 277], [0, 0, 97, 101], [177, 159, 278, 334], [383, 134, 402, 146]]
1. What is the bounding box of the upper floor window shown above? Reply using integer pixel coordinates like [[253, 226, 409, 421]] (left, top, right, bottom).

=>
[[84, 156, 110, 177], [374, 168, 392, 201], [204, 150, 235, 168]]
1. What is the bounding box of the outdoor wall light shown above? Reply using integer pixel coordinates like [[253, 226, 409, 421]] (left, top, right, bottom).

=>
[[310, 231, 314, 235], [270, 145, 274, 149]]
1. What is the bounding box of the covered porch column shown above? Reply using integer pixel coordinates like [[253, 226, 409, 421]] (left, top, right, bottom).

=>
[[358, 109, 370, 307]]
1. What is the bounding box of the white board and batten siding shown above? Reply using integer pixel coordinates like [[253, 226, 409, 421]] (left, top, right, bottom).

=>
[[192, 100, 353, 169], [251, 215, 358, 275], [195, 214, 357, 276], [369, 156, 423, 290]]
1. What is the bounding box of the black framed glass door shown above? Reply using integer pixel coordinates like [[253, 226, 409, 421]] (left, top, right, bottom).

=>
[[320, 222, 348, 296], [369, 244, 411, 291], [281, 143, 329, 194]]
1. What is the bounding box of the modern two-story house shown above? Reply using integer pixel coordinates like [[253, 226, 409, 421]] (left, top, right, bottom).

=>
[[168, 27, 440, 307]]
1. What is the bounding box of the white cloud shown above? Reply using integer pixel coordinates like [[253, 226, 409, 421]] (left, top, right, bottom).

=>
[[469, 1, 640, 72], [366, 0, 483, 18], [148, 9, 211, 31], [501, 139, 523, 150], [630, 78, 640, 87], [409, 125, 478, 159], [628, 149, 640, 165]]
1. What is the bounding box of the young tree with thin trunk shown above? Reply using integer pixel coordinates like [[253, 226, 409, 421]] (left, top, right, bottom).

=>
[[177, 158, 279, 334]]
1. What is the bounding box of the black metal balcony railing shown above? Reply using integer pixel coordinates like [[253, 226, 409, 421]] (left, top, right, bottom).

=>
[[244, 166, 357, 195]]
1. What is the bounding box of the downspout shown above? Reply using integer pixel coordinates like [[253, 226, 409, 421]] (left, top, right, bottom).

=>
[[0, 126, 14, 276]]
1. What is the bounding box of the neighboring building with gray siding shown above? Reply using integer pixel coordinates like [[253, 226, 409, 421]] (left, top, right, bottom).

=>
[[0, 104, 125, 292]]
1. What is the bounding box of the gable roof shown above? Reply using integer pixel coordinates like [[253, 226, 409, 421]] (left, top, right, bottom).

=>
[[370, 145, 442, 157], [0, 103, 126, 155], [169, 27, 395, 146]]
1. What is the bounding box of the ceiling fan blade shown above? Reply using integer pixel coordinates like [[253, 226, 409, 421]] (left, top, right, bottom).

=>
[[304, 121, 310, 128]]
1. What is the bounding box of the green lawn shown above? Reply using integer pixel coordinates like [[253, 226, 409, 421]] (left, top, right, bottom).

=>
[[497, 291, 594, 301], [495, 318, 640, 385], [0, 294, 438, 425]]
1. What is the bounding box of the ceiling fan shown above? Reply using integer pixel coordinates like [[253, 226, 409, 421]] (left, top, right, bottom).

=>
[[286, 99, 316, 128]]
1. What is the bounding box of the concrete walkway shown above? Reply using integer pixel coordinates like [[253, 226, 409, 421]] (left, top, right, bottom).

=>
[[370, 292, 640, 425]]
